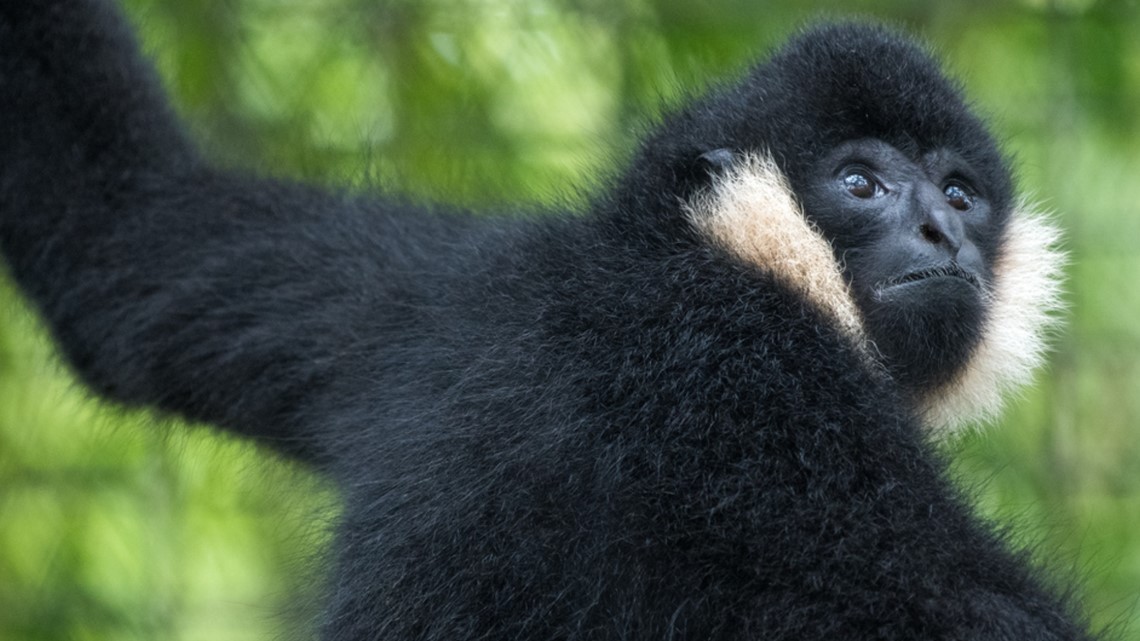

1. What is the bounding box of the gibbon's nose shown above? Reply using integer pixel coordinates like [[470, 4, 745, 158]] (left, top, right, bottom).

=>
[[917, 187, 965, 257]]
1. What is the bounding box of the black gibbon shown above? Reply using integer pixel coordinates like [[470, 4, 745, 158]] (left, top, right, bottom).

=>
[[0, 1, 1089, 640]]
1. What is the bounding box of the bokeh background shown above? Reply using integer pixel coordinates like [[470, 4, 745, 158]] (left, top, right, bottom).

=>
[[2, 0, 1139, 639]]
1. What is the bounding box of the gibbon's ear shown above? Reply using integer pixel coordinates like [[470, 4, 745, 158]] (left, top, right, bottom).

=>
[[684, 155, 1067, 437], [683, 153, 867, 346], [918, 204, 1067, 436], [697, 148, 737, 176]]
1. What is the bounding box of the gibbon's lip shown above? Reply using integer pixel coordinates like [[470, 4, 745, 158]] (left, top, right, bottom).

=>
[[879, 263, 981, 292]]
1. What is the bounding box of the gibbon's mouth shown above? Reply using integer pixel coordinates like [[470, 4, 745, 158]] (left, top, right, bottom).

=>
[[878, 263, 981, 293]]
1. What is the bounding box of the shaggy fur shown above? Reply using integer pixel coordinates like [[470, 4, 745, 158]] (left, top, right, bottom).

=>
[[0, 2, 1096, 640]]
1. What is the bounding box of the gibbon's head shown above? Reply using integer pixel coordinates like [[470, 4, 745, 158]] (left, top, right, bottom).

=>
[[635, 23, 1065, 435]]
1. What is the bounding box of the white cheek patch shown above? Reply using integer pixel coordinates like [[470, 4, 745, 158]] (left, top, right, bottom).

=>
[[683, 153, 866, 344], [919, 205, 1066, 436]]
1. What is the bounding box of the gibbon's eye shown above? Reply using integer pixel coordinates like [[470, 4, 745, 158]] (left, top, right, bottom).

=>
[[944, 182, 975, 211], [842, 168, 882, 199]]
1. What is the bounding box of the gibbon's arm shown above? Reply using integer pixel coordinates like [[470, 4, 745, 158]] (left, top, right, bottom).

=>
[[0, 0, 452, 461]]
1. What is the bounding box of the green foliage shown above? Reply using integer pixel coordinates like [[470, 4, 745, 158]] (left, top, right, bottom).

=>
[[2, 0, 1139, 638]]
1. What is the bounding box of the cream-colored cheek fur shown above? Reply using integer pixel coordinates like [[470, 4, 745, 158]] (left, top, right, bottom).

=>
[[683, 154, 1065, 436], [918, 205, 1066, 436], [683, 153, 865, 343]]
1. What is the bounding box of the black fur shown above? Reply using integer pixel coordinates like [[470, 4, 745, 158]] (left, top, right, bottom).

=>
[[0, 2, 1096, 640]]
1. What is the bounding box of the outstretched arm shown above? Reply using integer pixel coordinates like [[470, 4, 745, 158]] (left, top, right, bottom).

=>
[[0, 0, 422, 462]]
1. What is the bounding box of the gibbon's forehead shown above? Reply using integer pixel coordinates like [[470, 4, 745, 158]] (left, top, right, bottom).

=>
[[747, 23, 1015, 215], [769, 24, 972, 148]]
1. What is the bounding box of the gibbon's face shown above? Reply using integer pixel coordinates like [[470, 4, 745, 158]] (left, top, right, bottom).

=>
[[801, 138, 1000, 392]]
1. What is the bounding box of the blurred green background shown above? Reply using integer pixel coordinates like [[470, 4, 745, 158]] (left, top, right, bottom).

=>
[[2, 0, 1139, 639]]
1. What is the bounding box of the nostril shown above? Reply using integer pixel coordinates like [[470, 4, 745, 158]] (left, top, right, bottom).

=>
[[920, 223, 944, 245]]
